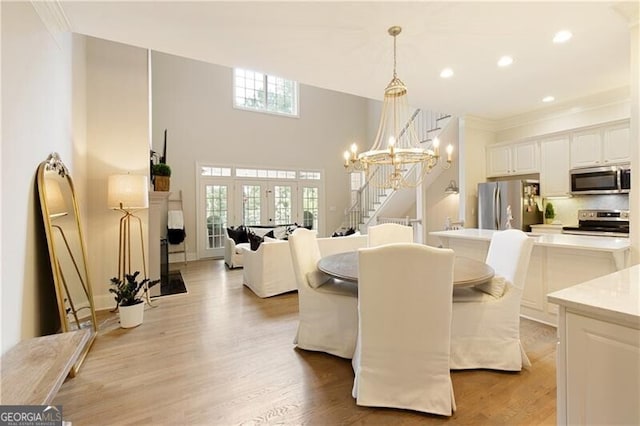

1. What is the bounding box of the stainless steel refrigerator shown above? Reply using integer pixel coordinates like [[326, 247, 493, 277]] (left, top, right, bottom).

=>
[[477, 180, 542, 232]]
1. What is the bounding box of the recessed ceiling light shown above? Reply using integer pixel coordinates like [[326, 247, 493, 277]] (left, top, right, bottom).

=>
[[497, 56, 514, 67], [553, 30, 573, 44], [542, 96, 555, 103], [440, 68, 454, 79]]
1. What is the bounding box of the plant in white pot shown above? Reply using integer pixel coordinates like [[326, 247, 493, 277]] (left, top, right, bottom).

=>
[[109, 272, 160, 328]]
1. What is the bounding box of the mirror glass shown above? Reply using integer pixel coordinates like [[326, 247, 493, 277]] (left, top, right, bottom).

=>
[[37, 153, 97, 374]]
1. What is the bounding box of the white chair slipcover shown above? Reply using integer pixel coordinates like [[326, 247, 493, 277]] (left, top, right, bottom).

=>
[[288, 228, 358, 359], [367, 223, 413, 247], [450, 229, 534, 371], [352, 243, 456, 416]]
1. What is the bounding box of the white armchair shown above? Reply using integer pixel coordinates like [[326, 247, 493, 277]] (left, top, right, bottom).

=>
[[367, 223, 413, 247], [224, 232, 249, 269], [450, 229, 534, 371], [353, 243, 456, 415], [242, 239, 297, 298], [288, 228, 358, 359]]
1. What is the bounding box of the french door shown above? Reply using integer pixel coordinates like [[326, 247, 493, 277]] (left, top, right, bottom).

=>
[[197, 165, 323, 260], [199, 179, 233, 258], [238, 181, 298, 227]]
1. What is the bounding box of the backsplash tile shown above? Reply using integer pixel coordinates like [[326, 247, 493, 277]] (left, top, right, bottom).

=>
[[545, 195, 629, 226]]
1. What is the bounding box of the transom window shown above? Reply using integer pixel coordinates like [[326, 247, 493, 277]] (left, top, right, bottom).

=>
[[234, 68, 299, 117], [201, 166, 232, 177], [235, 168, 297, 179]]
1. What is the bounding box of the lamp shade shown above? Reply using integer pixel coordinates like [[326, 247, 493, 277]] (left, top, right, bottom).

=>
[[108, 174, 149, 209]]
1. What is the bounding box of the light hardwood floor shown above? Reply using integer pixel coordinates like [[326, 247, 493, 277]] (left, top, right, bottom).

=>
[[55, 259, 558, 425]]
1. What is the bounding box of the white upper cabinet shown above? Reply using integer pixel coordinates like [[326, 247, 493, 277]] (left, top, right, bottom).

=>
[[486, 145, 511, 176], [603, 122, 631, 165], [540, 136, 571, 197], [487, 140, 539, 177], [570, 121, 630, 168]]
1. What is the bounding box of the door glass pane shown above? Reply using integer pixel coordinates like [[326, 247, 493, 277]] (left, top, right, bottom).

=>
[[205, 185, 227, 249], [302, 187, 319, 230], [243, 185, 261, 226], [273, 185, 292, 225]]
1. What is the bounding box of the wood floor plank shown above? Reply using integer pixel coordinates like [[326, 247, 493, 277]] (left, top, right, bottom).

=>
[[54, 259, 557, 425]]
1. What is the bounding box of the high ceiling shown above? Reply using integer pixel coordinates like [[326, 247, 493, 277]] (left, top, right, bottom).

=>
[[60, 1, 634, 120]]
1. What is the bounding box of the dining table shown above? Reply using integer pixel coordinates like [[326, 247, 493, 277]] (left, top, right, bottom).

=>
[[317, 251, 494, 287]]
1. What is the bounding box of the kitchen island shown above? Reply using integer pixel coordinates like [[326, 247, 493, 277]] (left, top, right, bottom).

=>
[[430, 229, 630, 325], [547, 265, 640, 425]]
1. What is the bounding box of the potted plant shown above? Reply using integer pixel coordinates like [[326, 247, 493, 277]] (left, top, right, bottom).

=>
[[109, 272, 160, 328], [152, 163, 171, 191], [544, 201, 555, 224]]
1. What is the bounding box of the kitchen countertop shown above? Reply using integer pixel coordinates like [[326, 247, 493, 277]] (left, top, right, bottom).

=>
[[547, 264, 640, 329], [430, 228, 630, 253]]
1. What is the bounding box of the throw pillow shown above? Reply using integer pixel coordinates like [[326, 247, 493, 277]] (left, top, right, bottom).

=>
[[248, 231, 264, 251], [306, 269, 332, 289], [474, 275, 508, 298], [227, 226, 248, 244], [273, 226, 288, 240]]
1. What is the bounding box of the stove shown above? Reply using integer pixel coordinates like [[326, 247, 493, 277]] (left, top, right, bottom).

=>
[[562, 209, 629, 237]]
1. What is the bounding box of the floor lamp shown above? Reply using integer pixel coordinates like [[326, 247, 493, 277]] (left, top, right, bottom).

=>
[[107, 174, 155, 307]]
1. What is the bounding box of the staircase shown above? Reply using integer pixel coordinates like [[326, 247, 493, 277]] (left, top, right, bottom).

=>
[[339, 109, 453, 234]]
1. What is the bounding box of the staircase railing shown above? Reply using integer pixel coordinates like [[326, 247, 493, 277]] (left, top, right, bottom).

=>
[[337, 109, 451, 233]]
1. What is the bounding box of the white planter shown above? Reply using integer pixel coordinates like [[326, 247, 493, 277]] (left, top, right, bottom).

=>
[[119, 302, 144, 328]]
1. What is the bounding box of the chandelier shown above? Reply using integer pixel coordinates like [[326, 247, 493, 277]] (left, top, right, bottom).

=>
[[343, 26, 453, 190]]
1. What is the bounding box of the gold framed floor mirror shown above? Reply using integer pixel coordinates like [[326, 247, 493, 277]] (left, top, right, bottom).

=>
[[37, 153, 97, 375]]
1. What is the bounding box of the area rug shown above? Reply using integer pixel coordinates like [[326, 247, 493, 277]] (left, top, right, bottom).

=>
[[154, 271, 187, 298]]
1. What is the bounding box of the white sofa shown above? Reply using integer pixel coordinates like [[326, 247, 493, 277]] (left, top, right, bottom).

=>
[[224, 226, 286, 269], [317, 234, 367, 257], [242, 234, 368, 298]]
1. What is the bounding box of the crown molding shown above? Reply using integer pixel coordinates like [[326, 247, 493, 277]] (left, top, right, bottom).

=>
[[494, 86, 630, 132], [613, 2, 639, 28], [463, 115, 498, 132], [30, 0, 71, 47]]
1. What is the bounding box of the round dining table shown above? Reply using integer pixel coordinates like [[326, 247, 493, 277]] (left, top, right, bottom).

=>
[[317, 251, 494, 287]]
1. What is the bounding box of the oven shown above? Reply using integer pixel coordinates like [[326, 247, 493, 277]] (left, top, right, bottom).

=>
[[570, 164, 630, 195], [562, 209, 629, 237]]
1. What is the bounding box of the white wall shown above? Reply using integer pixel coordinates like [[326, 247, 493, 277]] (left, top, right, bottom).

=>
[[1, 2, 84, 353], [85, 37, 150, 310], [151, 51, 369, 246], [424, 121, 460, 246], [460, 116, 495, 229]]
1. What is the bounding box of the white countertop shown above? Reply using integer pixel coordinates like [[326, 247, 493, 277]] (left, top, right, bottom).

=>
[[430, 228, 630, 253], [548, 264, 640, 329]]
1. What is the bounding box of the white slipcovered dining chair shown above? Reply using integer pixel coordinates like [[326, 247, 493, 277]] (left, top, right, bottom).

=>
[[352, 243, 456, 416], [367, 223, 413, 247], [288, 228, 358, 359], [450, 229, 534, 371]]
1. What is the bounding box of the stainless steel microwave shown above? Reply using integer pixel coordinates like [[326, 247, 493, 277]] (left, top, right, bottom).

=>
[[570, 164, 631, 195]]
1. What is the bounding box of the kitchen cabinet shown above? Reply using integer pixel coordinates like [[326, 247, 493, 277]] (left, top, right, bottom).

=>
[[540, 136, 571, 197], [570, 120, 630, 168], [487, 140, 539, 177], [548, 266, 640, 425]]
